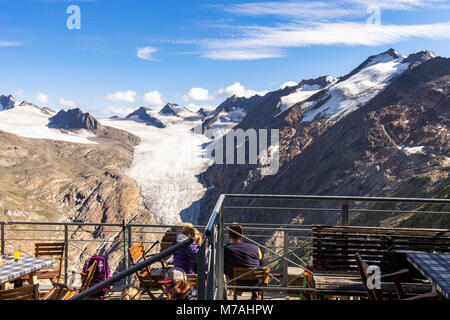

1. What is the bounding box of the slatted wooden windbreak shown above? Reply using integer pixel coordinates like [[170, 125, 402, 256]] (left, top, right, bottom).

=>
[[0, 284, 40, 300], [312, 225, 450, 272]]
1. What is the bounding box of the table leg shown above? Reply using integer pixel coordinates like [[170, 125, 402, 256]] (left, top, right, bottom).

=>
[[29, 271, 38, 285], [1, 281, 10, 290]]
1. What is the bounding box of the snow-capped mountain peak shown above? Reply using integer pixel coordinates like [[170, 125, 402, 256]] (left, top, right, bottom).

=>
[[159, 103, 195, 118], [277, 75, 338, 115], [299, 49, 411, 122]]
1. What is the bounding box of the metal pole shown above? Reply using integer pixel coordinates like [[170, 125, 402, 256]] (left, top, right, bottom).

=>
[[197, 240, 206, 300], [206, 227, 215, 300], [64, 224, 69, 285], [217, 205, 224, 300], [341, 201, 349, 226], [283, 230, 289, 296], [1, 222, 5, 255], [122, 219, 127, 286], [127, 224, 132, 285]]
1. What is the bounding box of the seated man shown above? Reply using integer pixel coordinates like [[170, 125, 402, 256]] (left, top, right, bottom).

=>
[[224, 223, 263, 300], [159, 267, 198, 300]]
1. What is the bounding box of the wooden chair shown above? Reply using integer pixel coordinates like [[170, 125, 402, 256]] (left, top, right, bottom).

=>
[[187, 274, 198, 288], [355, 253, 437, 301], [0, 284, 40, 300], [42, 260, 98, 300], [22, 242, 65, 284], [231, 267, 270, 300], [128, 242, 168, 299]]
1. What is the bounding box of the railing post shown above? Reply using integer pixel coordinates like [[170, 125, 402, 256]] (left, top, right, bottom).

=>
[[64, 224, 69, 285], [341, 201, 349, 226], [283, 230, 289, 297], [122, 219, 127, 286], [217, 205, 224, 300], [1, 222, 5, 255], [197, 240, 206, 300], [206, 227, 215, 300], [127, 224, 132, 285]]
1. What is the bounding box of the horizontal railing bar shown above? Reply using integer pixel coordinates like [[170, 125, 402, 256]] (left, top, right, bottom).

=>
[[224, 207, 450, 215], [225, 222, 314, 227], [0, 221, 124, 227], [234, 227, 312, 232], [225, 206, 341, 211], [225, 285, 315, 292], [224, 194, 450, 204]]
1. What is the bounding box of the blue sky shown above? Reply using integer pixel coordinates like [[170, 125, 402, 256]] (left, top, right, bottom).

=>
[[0, 0, 449, 117]]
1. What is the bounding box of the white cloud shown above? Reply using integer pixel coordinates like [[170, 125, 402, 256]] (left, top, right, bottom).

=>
[[100, 106, 136, 117], [105, 90, 136, 102], [220, 0, 447, 19], [203, 48, 285, 60], [203, 21, 450, 60], [216, 82, 268, 98], [142, 90, 164, 106], [186, 103, 215, 112], [36, 93, 49, 104], [59, 98, 78, 108], [15, 90, 24, 96], [280, 81, 297, 89], [0, 40, 21, 47], [182, 87, 214, 102], [137, 46, 158, 61]]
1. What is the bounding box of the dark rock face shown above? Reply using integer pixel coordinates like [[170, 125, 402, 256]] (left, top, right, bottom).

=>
[[0, 95, 16, 110], [201, 53, 449, 228], [126, 107, 165, 128], [159, 103, 180, 116], [49, 108, 105, 134]]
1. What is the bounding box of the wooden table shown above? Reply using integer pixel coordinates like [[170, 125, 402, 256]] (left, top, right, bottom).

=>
[[406, 252, 450, 300], [0, 256, 54, 290]]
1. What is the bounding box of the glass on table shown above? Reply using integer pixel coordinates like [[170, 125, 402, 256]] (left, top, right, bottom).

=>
[[13, 251, 21, 262]]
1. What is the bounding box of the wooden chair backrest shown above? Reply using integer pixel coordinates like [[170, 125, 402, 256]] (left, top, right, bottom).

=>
[[231, 267, 270, 300], [80, 260, 98, 292], [355, 252, 383, 300], [0, 284, 40, 300], [35, 242, 65, 281], [128, 243, 152, 277], [187, 274, 198, 288], [313, 225, 450, 272]]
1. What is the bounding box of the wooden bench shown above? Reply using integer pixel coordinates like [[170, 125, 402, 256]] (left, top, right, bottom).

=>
[[311, 225, 450, 299]]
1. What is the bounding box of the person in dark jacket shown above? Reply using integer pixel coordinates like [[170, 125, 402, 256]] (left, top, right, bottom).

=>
[[159, 267, 198, 300], [224, 223, 263, 300]]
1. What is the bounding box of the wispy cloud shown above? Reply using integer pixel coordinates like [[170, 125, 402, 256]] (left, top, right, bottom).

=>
[[219, 0, 448, 20], [136, 46, 159, 61], [0, 40, 21, 47], [201, 21, 450, 60]]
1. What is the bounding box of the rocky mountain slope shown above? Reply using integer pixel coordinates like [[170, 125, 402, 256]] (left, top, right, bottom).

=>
[[201, 49, 449, 228], [0, 101, 155, 271]]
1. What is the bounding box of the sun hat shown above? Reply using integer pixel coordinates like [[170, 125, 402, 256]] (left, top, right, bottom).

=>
[[158, 267, 187, 284]]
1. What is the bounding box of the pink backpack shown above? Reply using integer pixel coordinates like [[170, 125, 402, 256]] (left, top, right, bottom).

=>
[[82, 254, 111, 298]]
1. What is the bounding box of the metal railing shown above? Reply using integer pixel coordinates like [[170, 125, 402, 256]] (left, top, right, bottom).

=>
[[1, 194, 449, 300], [199, 194, 450, 300]]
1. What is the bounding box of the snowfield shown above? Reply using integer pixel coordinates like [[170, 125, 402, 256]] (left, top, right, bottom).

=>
[[0, 104, 97, 144], [301, 54, 410, 122], [101, 114, 213, 225]]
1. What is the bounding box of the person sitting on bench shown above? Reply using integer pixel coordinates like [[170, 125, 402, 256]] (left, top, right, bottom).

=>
[[224, 223, 263, 300]]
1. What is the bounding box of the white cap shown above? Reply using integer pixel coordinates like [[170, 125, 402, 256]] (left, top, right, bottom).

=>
[[159, 267, 187, 284]]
